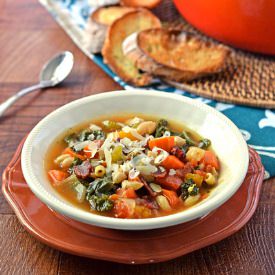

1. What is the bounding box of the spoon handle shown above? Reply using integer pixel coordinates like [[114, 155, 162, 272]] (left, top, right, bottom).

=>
[[0, 83, 45, 117]]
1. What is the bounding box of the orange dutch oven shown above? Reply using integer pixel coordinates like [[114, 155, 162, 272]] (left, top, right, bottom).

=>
[[173, 0, 275, 55]]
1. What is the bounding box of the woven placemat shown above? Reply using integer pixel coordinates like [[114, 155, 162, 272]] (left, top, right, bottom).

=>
[[153, 1, 275, 109]]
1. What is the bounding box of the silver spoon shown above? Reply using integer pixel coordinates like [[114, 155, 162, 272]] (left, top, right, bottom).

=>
[[0, 51, 74, 117]]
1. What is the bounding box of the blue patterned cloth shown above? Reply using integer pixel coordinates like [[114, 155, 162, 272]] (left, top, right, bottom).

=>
[[39, 0, 275, 178]]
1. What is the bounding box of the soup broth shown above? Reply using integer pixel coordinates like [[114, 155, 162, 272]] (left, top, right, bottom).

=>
[[45, 114, 220, 219]]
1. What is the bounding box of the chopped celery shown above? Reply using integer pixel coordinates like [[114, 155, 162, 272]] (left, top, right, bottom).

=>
[[60, 174, 87, 202], [74, 183, 87, 203], [60, 174, 79, 185], [111, 145, 123, 162]]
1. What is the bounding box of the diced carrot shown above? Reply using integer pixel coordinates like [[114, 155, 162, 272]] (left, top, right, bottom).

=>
[[161, 155, 185, 169], [63, 147, 86, 160], [162, 189, 180, 208], [124, 188, 138, 199], [118, 131, 137, 141], [202, 151, 219, 170], [156, 175, 183, 191], [48, 170, 68, 183], [148, 136, 175, 152]]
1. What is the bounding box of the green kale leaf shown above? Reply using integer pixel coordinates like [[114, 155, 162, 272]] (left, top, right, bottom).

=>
[[198, 138, 211, 149], [88, 194, 114, 212], [64, 133, 78, 147], [155, 119, 170, 137], [179, 131, 196, 146], [86, 177, 114, 196], [181, 179, 199, 200]]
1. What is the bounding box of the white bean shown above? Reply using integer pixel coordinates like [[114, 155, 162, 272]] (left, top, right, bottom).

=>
[[184, 194, 201, 207], [137, 121, 156, 135], [156, 195, 171, 211], [149, 183, 162, 193], [54, 154, 71, 165], [174, 136, 186, 146], [60, 156, 74, 168], [186, 147, 205, 162]]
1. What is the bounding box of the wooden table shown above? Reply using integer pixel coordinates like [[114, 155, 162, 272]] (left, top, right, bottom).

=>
[[0, 1, 274, 274]]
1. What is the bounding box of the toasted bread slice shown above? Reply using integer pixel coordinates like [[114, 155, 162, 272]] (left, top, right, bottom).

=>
[[120, 0, 161, 9], [102, 9, 161, 86], [84, 6, 134, 53], [123, 28, 230, 82]]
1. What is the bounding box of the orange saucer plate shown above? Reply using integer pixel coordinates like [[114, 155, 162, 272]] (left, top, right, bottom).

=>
[[2, 139, 264, 264]]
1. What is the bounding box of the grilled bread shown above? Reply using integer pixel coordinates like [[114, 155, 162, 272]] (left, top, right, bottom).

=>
[[84, 6, 134, 53], [120, 0, 161, 9], [102, 9, 161, 86], [123, 28, 230, 82]]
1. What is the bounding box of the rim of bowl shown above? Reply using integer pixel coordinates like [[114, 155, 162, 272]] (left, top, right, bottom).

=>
[[21, 90, 249, 230]]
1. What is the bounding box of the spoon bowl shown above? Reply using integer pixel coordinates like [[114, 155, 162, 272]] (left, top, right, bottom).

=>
[[40, 51, 74, 86]]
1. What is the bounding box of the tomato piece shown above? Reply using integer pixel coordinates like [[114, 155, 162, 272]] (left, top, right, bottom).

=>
[[156, 175, 183, 191], [113, 200, 131, 218]]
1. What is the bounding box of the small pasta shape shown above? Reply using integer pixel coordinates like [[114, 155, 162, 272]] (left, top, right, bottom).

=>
[[94, 165, 106, 177], [121, 180, 144, 190], [205, 173, 217, 185], [54, 154, 71, 165]]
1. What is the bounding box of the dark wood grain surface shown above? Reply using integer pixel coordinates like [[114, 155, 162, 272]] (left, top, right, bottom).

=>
[[0, 1, 274, 274]]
